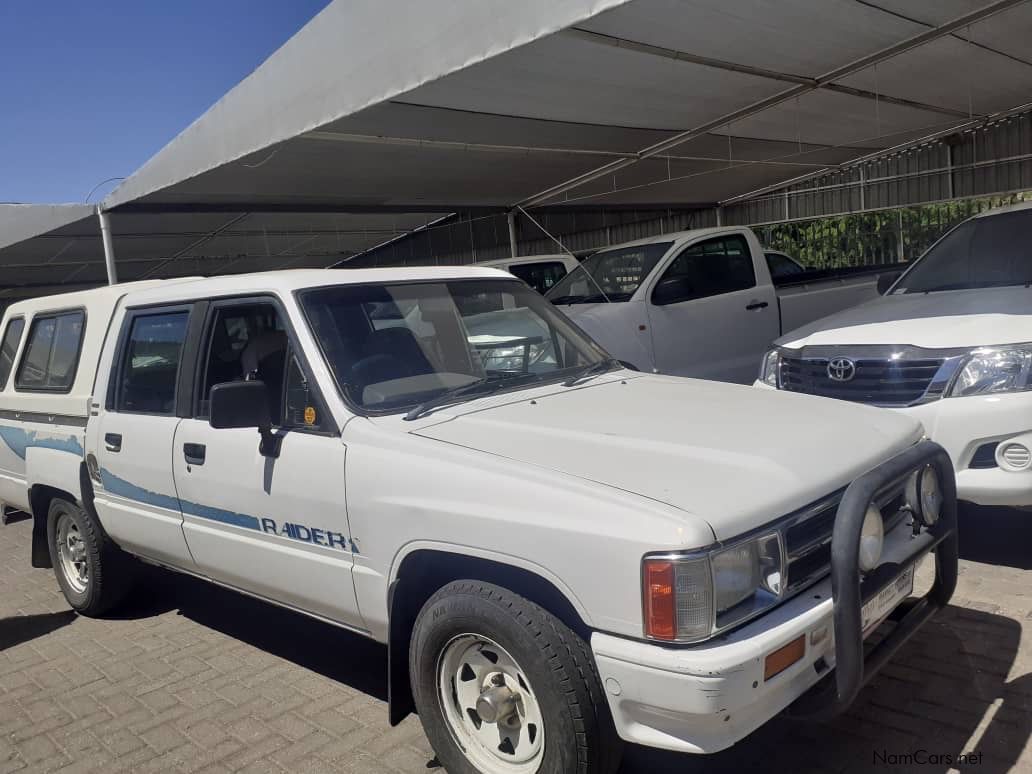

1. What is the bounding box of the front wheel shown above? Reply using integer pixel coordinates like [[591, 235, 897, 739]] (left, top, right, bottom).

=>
[[410, 580, 622, 774]]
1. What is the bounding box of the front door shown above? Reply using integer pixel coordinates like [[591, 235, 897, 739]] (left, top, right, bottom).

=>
[[646, 233, 778, 382], [170, 298, 362, 629], [88, 305, 195, 566]]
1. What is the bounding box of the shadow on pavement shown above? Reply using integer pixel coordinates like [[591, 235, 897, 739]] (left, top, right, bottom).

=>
[[96, 504, 1028, 774], [957, 503, 1032, 570], [0, 609, 77, 651], [116, 564, 389, 701]]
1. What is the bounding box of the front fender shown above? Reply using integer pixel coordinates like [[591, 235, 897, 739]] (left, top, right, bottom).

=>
[[388, 540, 594, 627]]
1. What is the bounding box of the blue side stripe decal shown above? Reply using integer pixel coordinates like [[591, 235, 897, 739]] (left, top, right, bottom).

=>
[[0, 425, 84, 459], [99, 468, 260, 531]]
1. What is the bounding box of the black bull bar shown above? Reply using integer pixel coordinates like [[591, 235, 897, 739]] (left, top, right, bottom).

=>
[[790, 440, 959, 718]]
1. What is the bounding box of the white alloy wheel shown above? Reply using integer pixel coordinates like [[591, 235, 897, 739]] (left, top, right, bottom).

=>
[[437, 633, 545, 774]]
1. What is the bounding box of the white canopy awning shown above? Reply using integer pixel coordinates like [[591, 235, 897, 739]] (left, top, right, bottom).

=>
[[3, 0, 1032, 291]]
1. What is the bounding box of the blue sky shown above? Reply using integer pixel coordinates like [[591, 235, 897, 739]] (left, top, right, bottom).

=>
[[0, 1, 330, 204]]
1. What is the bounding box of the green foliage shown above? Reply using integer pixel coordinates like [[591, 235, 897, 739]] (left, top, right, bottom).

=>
[[756, 192, 1032, 269]]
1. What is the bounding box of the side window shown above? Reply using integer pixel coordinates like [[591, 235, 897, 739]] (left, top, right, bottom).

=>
[[653, 235, 756, 305], [198, 302, 288, 424], [115, 311, 190, 414], [765, 252, 804, 280], [508, 261, 569, 294], [0, 317, 25, 390], [16, 310, 85, 392]]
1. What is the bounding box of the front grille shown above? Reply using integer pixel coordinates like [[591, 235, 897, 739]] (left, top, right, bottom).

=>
[[780, 355, 945, 406], [783, 498, 838, 593], [781, 492, 907, 594]]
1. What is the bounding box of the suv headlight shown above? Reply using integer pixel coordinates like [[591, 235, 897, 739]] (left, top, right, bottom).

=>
[[643, 533, 784, 642], [760, 349, 781, 387], [948, 345, 1032, 397]]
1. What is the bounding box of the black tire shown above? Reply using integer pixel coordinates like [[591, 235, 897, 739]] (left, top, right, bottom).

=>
[[46, 497, 134, 616], [410, 580, 623, 774]]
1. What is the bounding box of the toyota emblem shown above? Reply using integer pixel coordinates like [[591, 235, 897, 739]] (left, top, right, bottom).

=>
[[827, 357, 857, 382]]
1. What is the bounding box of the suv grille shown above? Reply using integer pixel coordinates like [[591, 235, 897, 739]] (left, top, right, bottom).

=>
[[781, 492, 907, 594], [783, 498, 838, 593], [780, 355, 945, 406]]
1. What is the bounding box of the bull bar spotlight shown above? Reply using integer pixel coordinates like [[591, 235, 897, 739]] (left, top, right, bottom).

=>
[[907, 464, 943, 526]]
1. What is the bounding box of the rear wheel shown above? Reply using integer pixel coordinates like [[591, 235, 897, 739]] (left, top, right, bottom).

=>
[[410, 580, 622, 774], [47, 498, 133, 616]]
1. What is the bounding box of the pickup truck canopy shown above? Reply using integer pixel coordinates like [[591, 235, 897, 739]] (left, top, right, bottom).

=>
[[3, 0, 1032, 292]]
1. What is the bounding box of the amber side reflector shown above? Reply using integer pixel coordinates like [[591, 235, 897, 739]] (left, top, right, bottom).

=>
[[764, 635, 805, 681], [643, 560, 675, 640]]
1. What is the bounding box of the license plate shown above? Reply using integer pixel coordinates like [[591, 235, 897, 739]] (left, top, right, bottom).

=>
[[861, 565, 915, 637]]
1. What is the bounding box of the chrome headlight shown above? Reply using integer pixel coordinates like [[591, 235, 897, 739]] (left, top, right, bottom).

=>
[[907, 464, 942, 526], [760, 349, 781, 387], [948, 345, 1032, 397], [858, 505, 884, 572], [643, 533, 784, 642]]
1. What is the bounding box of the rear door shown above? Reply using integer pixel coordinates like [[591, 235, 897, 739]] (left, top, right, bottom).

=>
[[645, 233, 778, 382], [88, 304, 197, 566], [170, 296, 362, 628]]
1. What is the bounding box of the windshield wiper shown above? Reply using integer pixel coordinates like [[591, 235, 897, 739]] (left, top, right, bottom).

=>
[[404, 373, 542, 421], [910, 279, 1032, 293], [548, 293, 608, 305], [562, 358, 620, 387]]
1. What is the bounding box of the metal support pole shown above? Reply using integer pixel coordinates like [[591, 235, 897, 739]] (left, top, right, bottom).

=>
[[96, 207, 118, 285], [507, 210, 518, 258]]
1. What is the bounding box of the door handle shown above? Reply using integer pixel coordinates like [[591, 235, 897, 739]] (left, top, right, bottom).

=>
[[745, 300, 769, 310], [183, 443, 206, 466], [104, 433, 122, 452]]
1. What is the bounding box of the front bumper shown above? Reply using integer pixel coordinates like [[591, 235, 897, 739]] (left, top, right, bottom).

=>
[[593, 441, 958, 754], [903, 391, 1032, 506]]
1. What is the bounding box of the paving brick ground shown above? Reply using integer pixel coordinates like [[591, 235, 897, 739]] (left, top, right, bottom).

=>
[[1, 504, 1029, 774]]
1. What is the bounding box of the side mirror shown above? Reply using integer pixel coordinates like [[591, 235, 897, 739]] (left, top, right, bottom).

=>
[[877, 270, 903, 295], [652, 276, 693, 306], [209, 381, 281, 457]]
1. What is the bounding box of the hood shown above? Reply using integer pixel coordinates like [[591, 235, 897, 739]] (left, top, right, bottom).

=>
[[412, 374, 922, 540], [779, 286, 1032, 349]]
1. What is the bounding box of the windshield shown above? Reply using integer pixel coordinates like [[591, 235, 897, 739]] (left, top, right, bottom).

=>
[[895, 209, 1032, 293], [299, 279, 609, 412], [545, 242, 672, 304]]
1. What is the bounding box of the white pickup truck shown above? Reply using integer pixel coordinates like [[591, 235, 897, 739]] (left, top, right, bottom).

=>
[[758, 202, 1032, 509], [0, 268, 956, 773], [545, 227, 896, 383]]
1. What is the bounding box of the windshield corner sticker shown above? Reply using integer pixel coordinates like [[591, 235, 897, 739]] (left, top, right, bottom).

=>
[[99, 467, 357, 552]]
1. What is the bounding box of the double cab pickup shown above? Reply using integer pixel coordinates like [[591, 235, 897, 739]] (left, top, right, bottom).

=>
[[0, 268, 956, 773]]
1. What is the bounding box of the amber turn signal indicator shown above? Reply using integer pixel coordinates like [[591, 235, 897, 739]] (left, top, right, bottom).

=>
[[643, 559, 675, 640], [764, 635, 805, 681]]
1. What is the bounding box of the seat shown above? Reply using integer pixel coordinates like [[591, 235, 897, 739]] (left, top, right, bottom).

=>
[[241, 331, 288, 422], [348, 326, 434, 400]]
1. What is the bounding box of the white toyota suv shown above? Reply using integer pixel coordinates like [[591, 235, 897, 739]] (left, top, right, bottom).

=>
[[759, 202, 1032, 509], [0, 268, 957, 773]]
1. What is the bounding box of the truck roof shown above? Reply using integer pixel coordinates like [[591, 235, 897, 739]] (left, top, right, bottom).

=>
[[592, 225, 748, 253], [4, 278, 196, 318], [119, 266, 511, 306]]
